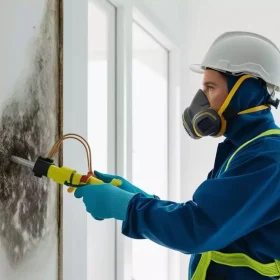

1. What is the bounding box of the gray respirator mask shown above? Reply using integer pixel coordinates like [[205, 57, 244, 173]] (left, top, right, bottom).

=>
[[182, 75, 277, 140], [182, 89, 222, 139]]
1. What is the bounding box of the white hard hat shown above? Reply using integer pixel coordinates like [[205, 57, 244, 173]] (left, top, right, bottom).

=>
[[190, 31, 280, 91]]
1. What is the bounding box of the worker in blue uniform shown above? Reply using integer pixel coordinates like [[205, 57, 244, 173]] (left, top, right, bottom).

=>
[[75, 31, 280, 279]]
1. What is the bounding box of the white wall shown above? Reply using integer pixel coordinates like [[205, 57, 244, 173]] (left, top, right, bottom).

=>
[[138, 0, 187, 48], [180, 0, 280, 277]]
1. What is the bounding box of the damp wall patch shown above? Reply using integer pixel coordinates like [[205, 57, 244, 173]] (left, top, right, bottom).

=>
[[0, 0, 60, 279]]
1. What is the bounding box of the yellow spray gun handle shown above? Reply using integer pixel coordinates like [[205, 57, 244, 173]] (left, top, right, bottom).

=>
[[67, 176, 122, 193], [46, 164, 122, 193]]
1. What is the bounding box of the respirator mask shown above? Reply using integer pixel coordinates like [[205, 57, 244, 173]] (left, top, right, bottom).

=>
[[182, 74, 275, 139]]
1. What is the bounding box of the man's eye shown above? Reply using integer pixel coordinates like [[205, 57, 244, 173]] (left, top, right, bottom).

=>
[[208, 86, 214, 91]]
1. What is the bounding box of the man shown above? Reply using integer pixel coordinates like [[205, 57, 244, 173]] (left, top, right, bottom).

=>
[[75, 31, 280, 279]]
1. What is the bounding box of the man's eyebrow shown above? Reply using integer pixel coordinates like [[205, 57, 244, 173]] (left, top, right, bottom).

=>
[[203, 81, 217, 87]]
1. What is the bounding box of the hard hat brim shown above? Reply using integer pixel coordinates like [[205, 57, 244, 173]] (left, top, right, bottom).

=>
[[190, 64, 205, 74]]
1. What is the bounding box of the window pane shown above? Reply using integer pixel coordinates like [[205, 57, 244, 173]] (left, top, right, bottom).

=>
[[132, 22, 169, 280], [87, 2, 116, 280]]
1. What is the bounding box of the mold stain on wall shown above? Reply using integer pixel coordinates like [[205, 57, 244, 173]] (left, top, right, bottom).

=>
[[0, 0, 60, 268]]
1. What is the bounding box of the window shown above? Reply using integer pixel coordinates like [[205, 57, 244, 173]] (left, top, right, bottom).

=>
[[65, 1, 181, 280], [132, 21, 169, 280], [87, 1, 116, 279]]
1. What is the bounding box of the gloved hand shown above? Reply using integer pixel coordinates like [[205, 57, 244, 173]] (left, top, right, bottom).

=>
[[74, 183, 136, 221], [94, 170, 154, 198]]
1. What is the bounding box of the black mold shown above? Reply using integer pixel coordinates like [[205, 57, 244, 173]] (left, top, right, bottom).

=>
[[0, 0, 59, 266]]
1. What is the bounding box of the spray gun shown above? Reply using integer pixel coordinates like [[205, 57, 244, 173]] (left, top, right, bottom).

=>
[[10, 134, 122, 192]]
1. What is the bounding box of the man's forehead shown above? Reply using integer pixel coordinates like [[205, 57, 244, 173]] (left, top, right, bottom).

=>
[[203, 70, 222, 85]]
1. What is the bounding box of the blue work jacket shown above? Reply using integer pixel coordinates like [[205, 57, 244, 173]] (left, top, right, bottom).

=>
[[122, 76, 280, 279]]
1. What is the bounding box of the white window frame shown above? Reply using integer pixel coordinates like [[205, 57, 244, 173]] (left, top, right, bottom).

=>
[[63, 0, 181, 279], [63, 0, 117, 279], [108, 1, 182, 280], [63, 1, 89, 280], [87, 1, 117, 280]]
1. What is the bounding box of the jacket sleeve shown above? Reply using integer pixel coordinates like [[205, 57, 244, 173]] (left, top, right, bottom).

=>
[[121, 156, 280, 254]]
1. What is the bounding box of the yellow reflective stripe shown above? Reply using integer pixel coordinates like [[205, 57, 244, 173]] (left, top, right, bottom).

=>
[[218, 75, 253, 116], [211, 251, 280, 277], [191, 252, 280, 280], [238, 105, 270, 115], [275, 260, 280, 274], [225, 129, 280, 172], [191, 252, 211, 280]]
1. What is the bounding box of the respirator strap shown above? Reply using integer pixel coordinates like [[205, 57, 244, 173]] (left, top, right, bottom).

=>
[[223, 105, 270, 120], [238, 105, 270, 115]]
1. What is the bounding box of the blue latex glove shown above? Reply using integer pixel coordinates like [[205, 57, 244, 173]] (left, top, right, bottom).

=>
[[94, 170, 154, 198], [74, 183, 135, 221]]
